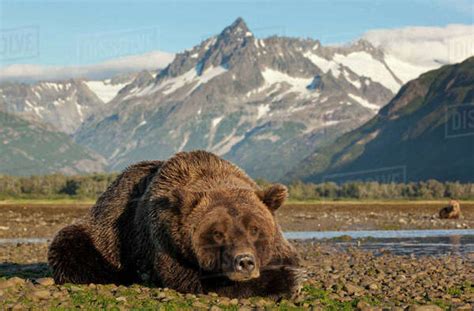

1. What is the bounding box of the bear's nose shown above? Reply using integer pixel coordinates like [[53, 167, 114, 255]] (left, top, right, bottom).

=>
[[234, 254, 255, 273]]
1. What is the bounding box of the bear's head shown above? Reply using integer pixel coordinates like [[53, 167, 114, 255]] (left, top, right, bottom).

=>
[[172, 184, 287, 282]]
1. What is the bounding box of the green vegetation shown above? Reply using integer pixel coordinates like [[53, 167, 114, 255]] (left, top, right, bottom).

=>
[[0, 173, 117, 200], [290, 57, 474, 184], [286, 179, 474, 201], [0, 111, 104, 176], [1, 173, 473, 202]]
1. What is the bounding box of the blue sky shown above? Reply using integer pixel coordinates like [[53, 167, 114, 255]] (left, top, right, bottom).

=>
[[0, 0, 472, 67]]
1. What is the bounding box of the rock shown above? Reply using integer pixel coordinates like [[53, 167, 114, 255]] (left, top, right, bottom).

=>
[[455, 304, 472, 311], [408, 305, 443, 311], [356, 300, 372, 310], [35, 277, 54, 286], [367, 283, 379, 291], [32, 289, 51, 299], [209, 306, 222, 311], [239, 298, 251, 306], [116, 296, 127, 302], [0, 277, 26, 289], [185, 293, 196, 299], [192, 301, 207, 309], [344, 283, 364, 295], [157, 292, 167, 299]]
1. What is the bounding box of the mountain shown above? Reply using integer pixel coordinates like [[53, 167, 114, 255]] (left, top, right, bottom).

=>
[[0, 72, 140, 134], [0, 111, 106, 176], [289, 57, 474, 183], [1, 18, 466, 179], [73, 18, 413, 180]]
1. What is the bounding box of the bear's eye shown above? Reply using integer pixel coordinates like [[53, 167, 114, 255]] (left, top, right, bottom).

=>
[[250, 226, 259, 236], [213, 230, 224, 242]]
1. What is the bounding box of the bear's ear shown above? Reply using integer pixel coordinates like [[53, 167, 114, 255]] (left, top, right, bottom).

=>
[[256, 184, 288, 212], [169, 188, 206, 212]]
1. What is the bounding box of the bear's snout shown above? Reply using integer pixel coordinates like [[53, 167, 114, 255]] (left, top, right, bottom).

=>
[[224, 251, 260, 281], [234, 253, 255, 274]]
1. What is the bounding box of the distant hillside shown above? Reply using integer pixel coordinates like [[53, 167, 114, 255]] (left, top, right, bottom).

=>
[[289, 57, 474, 183], [0, 73, 140, 134], [0, 111, 106, 176]]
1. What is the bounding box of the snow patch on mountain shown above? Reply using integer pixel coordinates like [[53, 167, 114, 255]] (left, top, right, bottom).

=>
[[303, 52, 341, 77], [349, 94, 380, 111], [261, 68, 314, 97], [333, 52, 400, 92], [212, 116, 224, 128], [85, 79, 130, 103], [383, 55, 434, 83], [138, 65, 228, 97], [257, 104, 270, 119]]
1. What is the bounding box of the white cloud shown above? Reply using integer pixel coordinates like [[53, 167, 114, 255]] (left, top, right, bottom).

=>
[[363, 24, 474, 67], [0, 51, 174, 82]]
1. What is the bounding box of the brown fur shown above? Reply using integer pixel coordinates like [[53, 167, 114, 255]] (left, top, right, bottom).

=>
[[48, 151, 302, 299], [439, 200, 461, 219]]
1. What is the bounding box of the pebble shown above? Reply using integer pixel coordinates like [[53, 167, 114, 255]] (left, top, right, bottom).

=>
[[344, 283, 364, 295], [35, 277, 55, 286], [0, 277, 26, 289], [32, 289, 51, 299], [192, 301, 208, 308], [0, 238, 472, 309], [408, 305, 443, 311]]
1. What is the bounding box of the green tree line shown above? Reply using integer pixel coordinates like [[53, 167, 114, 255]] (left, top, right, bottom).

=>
[[0, 174, 473, 200], [0, 174, 117, 200]]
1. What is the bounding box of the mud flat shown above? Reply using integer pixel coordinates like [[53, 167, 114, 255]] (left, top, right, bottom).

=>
[[277, 202, 474, 232], [0, 201, 473, 238]]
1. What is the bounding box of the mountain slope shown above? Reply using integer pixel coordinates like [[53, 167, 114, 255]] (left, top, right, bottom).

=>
[[0, 73, 138, 134], [289, 57, 474, 183], [0, 111, 106, 176], [75, 18, 403, 180]]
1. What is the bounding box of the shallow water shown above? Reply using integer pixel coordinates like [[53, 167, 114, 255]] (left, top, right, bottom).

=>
[[284, 229, 474, 257], [333, 236, 474, 257], [283, 229, 474, 239], [0, 237, 50, 244], [1, 229, 473, 257]]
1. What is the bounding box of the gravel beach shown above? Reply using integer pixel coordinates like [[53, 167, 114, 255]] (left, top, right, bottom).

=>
[[0, 203, 472, 310]]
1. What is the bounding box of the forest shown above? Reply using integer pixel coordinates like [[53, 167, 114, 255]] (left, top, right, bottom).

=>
[[0, 174, 473, 200]]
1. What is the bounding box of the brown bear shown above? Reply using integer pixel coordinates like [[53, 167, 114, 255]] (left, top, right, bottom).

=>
[[439, 199, 462, 219], [48, 150, 303, 299]]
